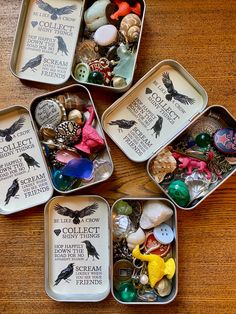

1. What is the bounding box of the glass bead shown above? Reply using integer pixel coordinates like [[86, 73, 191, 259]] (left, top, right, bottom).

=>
[[168, 180, 190, 207], [88, 71, 104, 85], [117, 282, 137, 302], [195, 133, 211, 148]]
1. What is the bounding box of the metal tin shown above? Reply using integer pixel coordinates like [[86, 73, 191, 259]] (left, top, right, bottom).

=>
[[0, 106, 53, 215], [30, 84, 114, 194], [44, 195, 110, 302], [71, 0, 146, 93], [111, 197, 178, 304], [147, 105, 236, 210], [10, 0, 146, 93], [101, 59, 208, 162], [10, 0, 84, 85]]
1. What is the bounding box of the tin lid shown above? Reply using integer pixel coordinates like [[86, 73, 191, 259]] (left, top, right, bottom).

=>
[[44, 195, 110, 302], [10, 0, 84, 85], [102, 59, 208, 162], [0, 106, 53, 215]]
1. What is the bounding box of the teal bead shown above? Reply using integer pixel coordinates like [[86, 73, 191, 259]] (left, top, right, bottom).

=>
[[195, 133, 211, 148], [52, 169, 75, 191], [117, 282, 137, 302], [88, 71, 104, 85], [168, 180, 190, 207]]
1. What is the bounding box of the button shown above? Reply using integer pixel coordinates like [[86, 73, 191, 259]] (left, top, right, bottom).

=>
[[74, 63, 90, 82], [153, 223, 174, 245], [214, 128, 236, 154]]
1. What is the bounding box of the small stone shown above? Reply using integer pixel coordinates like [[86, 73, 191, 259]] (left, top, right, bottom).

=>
[[88, 71, 105, 85], [94, 24, 118, 46]]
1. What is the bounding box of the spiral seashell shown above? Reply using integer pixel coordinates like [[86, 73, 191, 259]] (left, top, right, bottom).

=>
[[119, 13, 141, 43]]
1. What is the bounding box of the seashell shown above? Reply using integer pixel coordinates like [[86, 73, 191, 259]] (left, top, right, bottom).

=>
[[119, 13, 141, 43], [140, 200, 173, 230], [150, 147, 177, 183], [56, 93, 88, 111], [155, 278, 172, 297], [127, 228, 146, 250]]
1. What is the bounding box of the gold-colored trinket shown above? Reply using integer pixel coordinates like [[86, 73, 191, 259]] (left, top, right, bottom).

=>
[[39, 124, 56, 140], [68, 109, 84, 126], [56, 93, 86, 111]]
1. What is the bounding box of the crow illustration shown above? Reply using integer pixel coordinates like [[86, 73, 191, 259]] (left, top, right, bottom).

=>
[[82, 240, 100, 261], [55, 36, 68, 56], [108, 119, 137, 132], [0, 116, 25, 142], [149, 115, 163, 138], [21, 54, 43, 72], [36, 0, 77, 20], [19, 153, 40, 170], [162, 72, 195, 105], [5, 179, 20, 205], [54, 263, 74, 286], [54, 202, 98, 224]]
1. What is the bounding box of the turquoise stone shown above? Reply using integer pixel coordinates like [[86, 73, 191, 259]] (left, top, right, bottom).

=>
[[168, 180, 190, 207], [195, 133, 211, 148], [88, 71, 104, 85], [52, 168, 75, 191], [117, 282, 137, 302]]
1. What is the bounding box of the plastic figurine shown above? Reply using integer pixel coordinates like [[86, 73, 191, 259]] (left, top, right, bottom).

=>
[[111, 0, 141, 20], [74, 106, 105, 154], [132, 245, 175, 288], [172, 151, 213, 180]]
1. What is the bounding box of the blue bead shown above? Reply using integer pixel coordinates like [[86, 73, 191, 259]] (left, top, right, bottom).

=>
[[52, 168, 75, 191]]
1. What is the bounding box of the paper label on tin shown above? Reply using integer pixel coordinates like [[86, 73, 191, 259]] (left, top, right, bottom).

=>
[[46, 196, 109, 300], [15, 0, 83, 84], [103, 64, 205, 162], [0, 108, 53, 213]]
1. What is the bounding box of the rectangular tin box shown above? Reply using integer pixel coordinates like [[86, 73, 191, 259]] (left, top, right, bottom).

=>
[[101, 59, 236, 208], [0, 84, 113, 215], [44, 195, 178, 304], [10, 0, 146, 93]]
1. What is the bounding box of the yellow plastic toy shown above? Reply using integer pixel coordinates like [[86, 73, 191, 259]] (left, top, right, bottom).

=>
[[132, 245, 175, 288]]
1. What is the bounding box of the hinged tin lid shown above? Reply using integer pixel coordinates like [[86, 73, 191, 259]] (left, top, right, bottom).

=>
[[10, 0, 84, 84], [102, 60, 208, 162], [0, 106, 53, 215], [45, 195, 110, 302]]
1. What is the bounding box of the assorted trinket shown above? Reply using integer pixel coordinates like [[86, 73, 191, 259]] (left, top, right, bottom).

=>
[[33, 91, 112, 192], [73, 0, 144, 89], [149, 109, 236, 208], [112, 199, 176, 303]]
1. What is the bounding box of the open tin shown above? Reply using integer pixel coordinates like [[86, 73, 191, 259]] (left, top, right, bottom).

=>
[[44, 195, 178, 304], [101, 59, 236, 209], [30, 84, 114, 193], [10, 0, 146, 92], [0, 106, 53, 215]]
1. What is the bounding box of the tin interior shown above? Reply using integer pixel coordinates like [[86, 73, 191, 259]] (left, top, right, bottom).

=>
[[30, 84, 114, 194], [102, 59, 208, 162], [71, 0, 146, 93], [10, 0, 84, 85], [147, 105, 236, 210], [111, 197, 178, 304], [45, 195, 110, 302], [0, 106, 53, 215]]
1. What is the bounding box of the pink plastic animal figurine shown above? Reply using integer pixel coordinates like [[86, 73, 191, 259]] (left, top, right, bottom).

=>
[[111, 0, 141, 20], [74, 106, 105, 154], [172, 152, 213, 180]]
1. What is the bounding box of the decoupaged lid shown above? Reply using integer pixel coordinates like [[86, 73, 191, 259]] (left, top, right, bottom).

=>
[[10, 0, 84, 84], [102, 59, 208, 162], [45, 195, 110, 302], [0, 106, 53, 215]]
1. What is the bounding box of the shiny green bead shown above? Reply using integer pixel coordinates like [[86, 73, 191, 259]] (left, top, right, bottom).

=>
[[195, 133, 211, 148], [114, 200, 133, 215], [117, 282, 137, 302], [168, 180, 190, 207], [88, 71, 104, 85]]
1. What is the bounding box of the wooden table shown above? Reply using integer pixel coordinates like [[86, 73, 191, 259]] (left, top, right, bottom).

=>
[[0, 0, 236, 313]]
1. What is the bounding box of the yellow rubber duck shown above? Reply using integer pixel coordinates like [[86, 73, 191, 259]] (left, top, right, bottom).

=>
[[132, 245, 175, 288]]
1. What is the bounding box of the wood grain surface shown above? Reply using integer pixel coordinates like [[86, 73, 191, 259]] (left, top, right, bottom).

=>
[[0, 0, 236, 313]]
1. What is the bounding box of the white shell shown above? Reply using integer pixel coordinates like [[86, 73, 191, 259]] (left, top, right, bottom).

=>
[[140, 201, 173, 229], [155, 278, 172, 297], [127, 227, 146, 250], [120, 13, 141, 43]]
